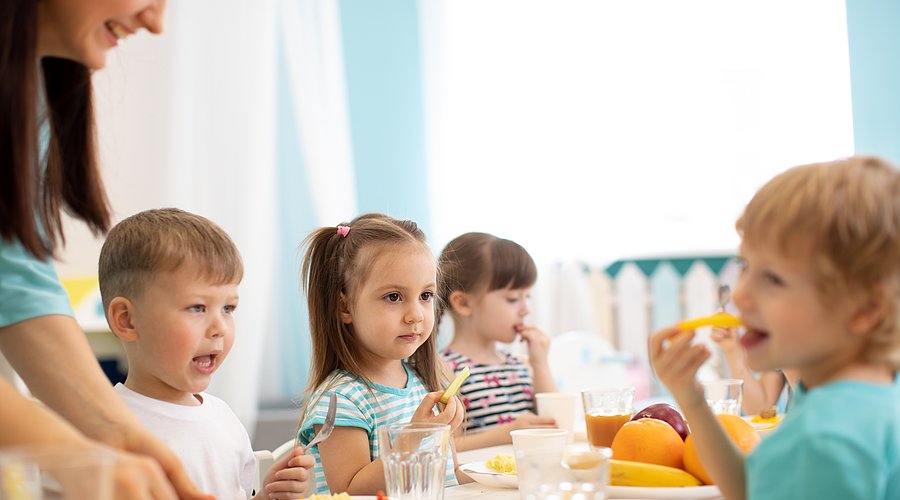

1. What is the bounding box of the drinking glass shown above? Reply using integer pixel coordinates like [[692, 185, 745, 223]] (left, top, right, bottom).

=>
[[377, 423, 450, 500], [581, 387, 635, 448], [702, 379, 743, 415], [516, 444, 611, 500], [0, 445, 114, 500]]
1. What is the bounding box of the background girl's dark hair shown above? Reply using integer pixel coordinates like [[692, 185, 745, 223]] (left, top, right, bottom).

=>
[[435, 232, 537, 327], [301, 213, 447, 395], [1, 1, 111, 260]]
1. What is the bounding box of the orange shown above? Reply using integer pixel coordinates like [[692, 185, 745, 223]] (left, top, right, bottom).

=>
[[610, 418, 685, 470], [683, 414, 761, 485]]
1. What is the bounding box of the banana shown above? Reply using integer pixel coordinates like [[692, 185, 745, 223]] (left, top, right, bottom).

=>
[[609, 459, 703, 487], [677, 312, 742, 331], [439, 366, 470, 404]]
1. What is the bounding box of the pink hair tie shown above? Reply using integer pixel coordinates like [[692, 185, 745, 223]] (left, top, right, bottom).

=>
[[336, 225, 351, 237]]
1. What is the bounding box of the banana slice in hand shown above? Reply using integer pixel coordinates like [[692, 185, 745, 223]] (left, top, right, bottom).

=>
[[440, 366, 470, 404], [677, 312, 742, 331]]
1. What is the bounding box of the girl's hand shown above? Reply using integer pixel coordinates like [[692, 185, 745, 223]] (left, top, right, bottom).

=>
[[258, 448, 315, 500], [508, 412, 557, 432], [411, 391, 463, 428], [710, 327, 740, 355], [517, 325, 551, 364], [649, 327, 709, 409]]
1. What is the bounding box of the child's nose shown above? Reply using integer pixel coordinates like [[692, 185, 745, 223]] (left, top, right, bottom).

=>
[[404, 306, 424, 324]]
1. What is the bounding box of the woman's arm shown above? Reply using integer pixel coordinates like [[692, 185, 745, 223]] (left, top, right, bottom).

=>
[[0, 314, 212, 500]]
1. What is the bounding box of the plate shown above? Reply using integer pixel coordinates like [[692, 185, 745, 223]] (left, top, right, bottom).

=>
[[742, 415, 780, 438], [458, 461, 518, 489], [608, 485, 722, 499]]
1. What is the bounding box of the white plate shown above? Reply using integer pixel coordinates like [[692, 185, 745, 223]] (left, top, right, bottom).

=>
[[608, 485, 722, 499], [458, 461, 518, 489]]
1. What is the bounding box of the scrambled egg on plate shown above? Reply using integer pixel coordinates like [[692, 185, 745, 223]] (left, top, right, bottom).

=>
[[486, 453, 517, 474]]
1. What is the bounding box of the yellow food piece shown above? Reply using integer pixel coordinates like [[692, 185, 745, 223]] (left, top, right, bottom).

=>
[[485, 453, 517, 474], [609, 459, 702, 487], [303, 494, 352, 500], [750, 413, 782, 425], [677, 313, 742, 331], [1, 464, 31, 500], [440, 366, 470, 404]]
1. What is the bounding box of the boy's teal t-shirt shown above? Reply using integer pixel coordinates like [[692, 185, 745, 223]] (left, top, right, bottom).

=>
[[0, 239, 73, 327], [747, 375, 900, 500]]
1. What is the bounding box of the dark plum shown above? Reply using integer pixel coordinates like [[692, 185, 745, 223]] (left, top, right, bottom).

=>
[[631, 403, 690, 440]]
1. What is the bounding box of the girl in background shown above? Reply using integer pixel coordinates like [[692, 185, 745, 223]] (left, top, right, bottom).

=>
[[437, 232, 557, 451], [297, 213, 467, 495]]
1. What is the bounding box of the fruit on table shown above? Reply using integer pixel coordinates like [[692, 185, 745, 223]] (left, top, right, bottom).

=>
[[631, 403, 690, 440], [683, 414, 760, 485], [677, 312, 742, 330], [440, 365, 470, 404], [609, 459, 702, 487], [611, 418, 685, 470]]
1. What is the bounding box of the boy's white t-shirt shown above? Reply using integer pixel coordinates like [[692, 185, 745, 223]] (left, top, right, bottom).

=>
[[115, 384, 257, 499]]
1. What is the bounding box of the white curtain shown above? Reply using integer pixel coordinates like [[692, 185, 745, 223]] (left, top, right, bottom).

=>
[[91, 0, 278, 430]]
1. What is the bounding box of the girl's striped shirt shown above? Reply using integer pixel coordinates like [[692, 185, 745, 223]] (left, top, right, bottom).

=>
[[298, 363, 458, 495], [440, 349, 535, 431]]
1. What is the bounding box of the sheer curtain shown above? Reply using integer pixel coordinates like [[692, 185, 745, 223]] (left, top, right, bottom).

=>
[[88, 0, 279, 429]]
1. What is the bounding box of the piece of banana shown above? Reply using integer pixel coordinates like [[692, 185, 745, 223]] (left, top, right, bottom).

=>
[[677, 312, 742, 331], [609, 459, 703, 487], [439, 366, 470, 404]]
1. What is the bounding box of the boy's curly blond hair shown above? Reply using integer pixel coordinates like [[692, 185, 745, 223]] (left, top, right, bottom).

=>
[[737, 156, 900, 368]]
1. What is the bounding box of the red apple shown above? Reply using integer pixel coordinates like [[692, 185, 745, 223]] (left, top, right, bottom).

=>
[[631, 403, 690, 440]]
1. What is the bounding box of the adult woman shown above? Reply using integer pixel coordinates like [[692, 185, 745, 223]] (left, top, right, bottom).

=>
[[1, 1, 210, 498]]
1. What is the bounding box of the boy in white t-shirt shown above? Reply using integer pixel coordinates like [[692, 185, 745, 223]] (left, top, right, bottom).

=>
[[99, 208, 313, 499]]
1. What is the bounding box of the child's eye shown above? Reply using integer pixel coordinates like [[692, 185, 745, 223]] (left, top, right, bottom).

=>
[[189, 304, 206, 313], [763, 271, 784, 286], [734, 257, 748, 270], [420, 291, 434, 302], [224, 305, 237, 314], [386, 292, 402, 303]]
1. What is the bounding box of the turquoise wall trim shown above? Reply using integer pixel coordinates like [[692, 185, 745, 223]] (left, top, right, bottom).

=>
[[605, 256, 735, 279], [276, 37, 315, 399], [338, 0, 431, 232], [845, 0, 900, 163]]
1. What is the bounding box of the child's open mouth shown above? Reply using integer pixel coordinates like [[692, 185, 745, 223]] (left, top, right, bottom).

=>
[[192, 354, 218, 374], [740, 328, 769, 349]]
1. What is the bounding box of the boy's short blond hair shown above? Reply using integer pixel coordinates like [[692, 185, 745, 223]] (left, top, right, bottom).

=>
[[99, 208, 244, 310], [737, 156, 900, 367]]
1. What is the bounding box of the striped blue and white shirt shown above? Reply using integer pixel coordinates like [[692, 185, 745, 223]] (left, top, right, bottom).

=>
[[298, 363, 458, 495], [441, 350, 535, 431]]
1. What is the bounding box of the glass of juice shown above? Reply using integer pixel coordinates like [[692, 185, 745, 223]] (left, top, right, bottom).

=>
[[581, 387, 635, 448]]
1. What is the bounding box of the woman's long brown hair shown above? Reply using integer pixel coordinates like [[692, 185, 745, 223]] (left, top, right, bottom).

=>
[[1, 0, 111, 260]]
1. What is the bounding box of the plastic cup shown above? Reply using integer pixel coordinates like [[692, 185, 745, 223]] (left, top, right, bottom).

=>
[[0, 445, 115, 500], [581, 387, 635, 449], [535, 392, 577, 442], [377, 423, 450, 500]]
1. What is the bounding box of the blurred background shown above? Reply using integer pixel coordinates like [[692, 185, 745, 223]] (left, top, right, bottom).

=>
[[33, 0, 900, 449]]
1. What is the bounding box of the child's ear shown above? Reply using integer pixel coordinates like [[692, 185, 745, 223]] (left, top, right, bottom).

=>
[[107, 297, 139, 342], [449, 291, 472, 317], [339, 293, 353, 324], [848, 287, 888, 336]]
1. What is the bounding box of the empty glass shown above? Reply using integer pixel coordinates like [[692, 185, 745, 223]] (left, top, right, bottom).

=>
[[516, 444, 612, 500], [702, 378, 743, 415], [377, 423, 450, 500], [0, 445, 114, 500]]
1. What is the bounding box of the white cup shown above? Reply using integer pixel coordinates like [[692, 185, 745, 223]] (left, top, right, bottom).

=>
[[510, 428, 569, 455], [534, 392, 576, 442]]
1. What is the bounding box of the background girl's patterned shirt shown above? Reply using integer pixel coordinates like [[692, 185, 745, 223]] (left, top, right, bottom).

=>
[[440, 349, 535, 431]]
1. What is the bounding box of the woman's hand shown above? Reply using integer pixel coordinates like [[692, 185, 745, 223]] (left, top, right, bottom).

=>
[[648, 327, 708, 410]]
